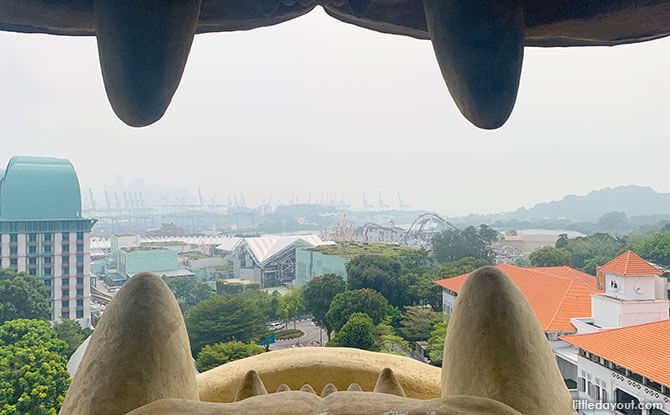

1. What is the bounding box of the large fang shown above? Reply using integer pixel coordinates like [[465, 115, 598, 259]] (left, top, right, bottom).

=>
[[423, 0, 524, 129], [94, 0, 202, 127], [373, 368, 406, 397], [233, 370, 268, 401], [320, 383, 338, 397]]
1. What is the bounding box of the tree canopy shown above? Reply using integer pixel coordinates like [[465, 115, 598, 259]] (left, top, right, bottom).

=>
[[195, 341, 264, 372], [53, 319, 93, 359], [555, 232, 628, 274], [398, 306, 443, 342], [163, 276, 213, 315], [185, 295, 268, 355], [632, 231, 670, 266], [325, 288, 388, 333], [301, 273, 346, 332], [426, 318, 449, 367], [0, 269, 50, 324], [431, 225, 496, 264], [529, 246, 573, 267], [346, 255, 410, 307], [0, 319, 70, 415], [332, 313, 375, 350]]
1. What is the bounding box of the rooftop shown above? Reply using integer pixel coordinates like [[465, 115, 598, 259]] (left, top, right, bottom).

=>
[[307, 241, 422, 260], [0, 155, 82, 220], [435, 264, 601, 332], [598, 250, 662, 276], [561, 320, 670, 387], [241, 234, 328, 266]]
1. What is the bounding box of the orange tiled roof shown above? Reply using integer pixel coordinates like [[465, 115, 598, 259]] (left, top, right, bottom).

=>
[[533, 266, 599, 289], [561, 320, 670, 387], [598, 250, 662, 276], [434, 264, 602, 332]]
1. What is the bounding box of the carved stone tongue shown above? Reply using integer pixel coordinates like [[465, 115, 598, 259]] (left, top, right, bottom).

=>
[[94, 0, 201, 127], [423, 0, 524, 129]]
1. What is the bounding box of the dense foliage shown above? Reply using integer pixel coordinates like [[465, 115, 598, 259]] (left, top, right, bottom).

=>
[[632, 231, 670, 266], [431, 225, 497, 263], [0, 319, 71, 415], [301, 274, 346, 335], [332, 313, 376, 350], [398, 306, 443, 342], [325, 289, 388, 333], [195, 341, 264, 372], [53, 319, 93, 359], [346, 255, 409, 307], [163, 276, 214, 315], [277, 289, 305, 329], [529, 246, 573, 267], [185, 295, 268, 354], [0, 270, 50, 324], [426, 319, 449, 367]]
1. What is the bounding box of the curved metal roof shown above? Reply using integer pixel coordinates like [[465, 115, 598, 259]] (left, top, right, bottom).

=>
[[0, 156, 82, 220]]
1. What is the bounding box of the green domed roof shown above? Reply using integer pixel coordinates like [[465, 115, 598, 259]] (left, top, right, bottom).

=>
[[0, 156, 82, 220]]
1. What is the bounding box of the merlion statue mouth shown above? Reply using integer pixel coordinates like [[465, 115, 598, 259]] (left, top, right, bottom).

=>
[[59, 267, 577, 414], [1, 1, 668, 128]]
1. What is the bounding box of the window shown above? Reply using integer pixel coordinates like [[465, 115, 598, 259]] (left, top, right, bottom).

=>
[[62, 255, 69, 264], [77, 265, 84, 275], [28, 233, 37, 242], [44, 256, 52, 265], [76, 277, 83, 285], [29, 268, 36, 276], [62, 289, 69, 299], [61, 310, 70, 319], [62, 277, 69, 286], [61, 232, 69, 241], [76, 232, 84, 241], [10, 246, 17, 255], [29, 257, 37, 265], [9, 258, 17, 267], [28, 245, 37, 254], [62, 244, 69, 253], [62, 266, 69, 276], [44, 279, 51, 287], [578, 377, 586, 393], [76, 255, 84, 264], [615, 389, 642, 415], [629, 371, 643, 384], [76, 310, 83, 319], [44, 233, 52, 242], [76, 299, 83, 307], [44, 245, 52, 253], [9, 234, 17, 243], [76, 288, 83, 297], [613, 364, 627, 375], [44, 267, 52, 276], [647, 379, 663, 392]]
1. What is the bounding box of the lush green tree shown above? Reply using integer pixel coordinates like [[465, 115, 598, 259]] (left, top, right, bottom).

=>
[[559, 232, 628, 274], [426, 318, 449, 367], [326, 289, 388, 333], [529, 246, 573, 267], [195, 341, 265, 372], [581, 255, 614, 276], [398, 306, 443, 342], [0, 345, 70, 415], [0, 319, 71, 414], [384, 305, 403, 329], [378, 333, 411, 355], [185, 295, 268, 354], [0, 269, 50, 324], [163, 276, 213, 315], [431, 226, 495, 264], [555, 233, 569, 249], [0, 319, 67, 356], [243, 290, 283, 322], [53, 319, 93, 359], [346, 255, 411, 307], [277, 289, 305, 329], [301, 273, 346, 335], [632, 231, 670, 266], [332, 313, 375, 350], [597, 211, 629, 231]]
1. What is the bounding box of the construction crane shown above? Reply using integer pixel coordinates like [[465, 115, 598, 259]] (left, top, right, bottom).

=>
[[398, 193, 411, 210], [104, 191, 111, 210], [378, 191, 391, 211], [361, 191, 374, 210], [114, 192, 121, 209], [198, 186, 204, 207], [88, 189, 96, 210]]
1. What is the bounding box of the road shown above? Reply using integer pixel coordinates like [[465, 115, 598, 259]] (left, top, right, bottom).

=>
[[269, 318, 326, 351]]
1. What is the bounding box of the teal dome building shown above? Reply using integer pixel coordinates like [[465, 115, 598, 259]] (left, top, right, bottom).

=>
[[0, 156, 96, 326]]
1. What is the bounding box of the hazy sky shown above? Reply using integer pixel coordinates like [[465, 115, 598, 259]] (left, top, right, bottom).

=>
[[1, 7, 669, 216]]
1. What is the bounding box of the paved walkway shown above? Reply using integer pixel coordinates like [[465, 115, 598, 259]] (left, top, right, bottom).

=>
[[269, 318, 326, 350]]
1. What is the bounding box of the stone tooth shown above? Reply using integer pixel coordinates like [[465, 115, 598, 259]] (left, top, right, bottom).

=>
[[441, 266, 575, 414], [320, 383, 338, 397], [346, 383, 363, 392], [373, 368, 406, 397], [422, 0, 524, 129], [59, 273, 198, 415], [233, 370, 268, 401], [300, 384, 317, 394], [275, 384, 291, 392], [94, 0, 202, 127]]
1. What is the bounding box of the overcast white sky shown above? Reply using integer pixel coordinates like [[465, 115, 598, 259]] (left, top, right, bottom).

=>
[[0, 7, 668, 216]]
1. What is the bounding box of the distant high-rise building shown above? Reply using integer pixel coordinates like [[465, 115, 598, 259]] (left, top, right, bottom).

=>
[[0, 156, 96, 327]]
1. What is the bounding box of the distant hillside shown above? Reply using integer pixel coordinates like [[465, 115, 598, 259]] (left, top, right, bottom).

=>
[[507, 186, 670, 222], [451, 186, 670, 231]]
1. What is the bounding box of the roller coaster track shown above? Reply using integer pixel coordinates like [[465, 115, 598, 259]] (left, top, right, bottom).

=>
[[361, 213, 457, 248]]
